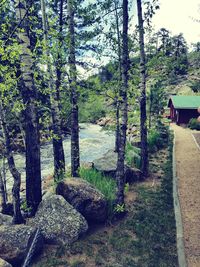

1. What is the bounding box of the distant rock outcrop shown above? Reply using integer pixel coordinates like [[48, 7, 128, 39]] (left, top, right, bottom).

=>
[[56, 178, 108, 223], [96, 117, 115, 127], [28, 195, 88, 245]]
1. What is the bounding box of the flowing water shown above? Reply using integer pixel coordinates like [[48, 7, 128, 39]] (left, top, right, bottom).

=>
[[3, 123, 115, 192]]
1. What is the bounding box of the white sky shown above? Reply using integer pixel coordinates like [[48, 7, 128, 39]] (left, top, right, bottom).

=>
[[151, 0, 200, 45]]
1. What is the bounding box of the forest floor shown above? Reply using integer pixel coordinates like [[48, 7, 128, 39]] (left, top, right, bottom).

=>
[[171, 124, 200, 267], [32, 142, 178, 267]]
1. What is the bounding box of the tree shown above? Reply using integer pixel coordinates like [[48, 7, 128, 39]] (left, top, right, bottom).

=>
[[0, 101, 24, 223], [68, 0, 80, 177], [115, 0, 129, 208], [15, 0, 42, 214], [137, 0, 148, 178], [41, 0, 65, 179]]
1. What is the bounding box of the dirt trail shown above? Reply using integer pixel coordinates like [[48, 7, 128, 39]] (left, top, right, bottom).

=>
[[172, 124, 200, 267]]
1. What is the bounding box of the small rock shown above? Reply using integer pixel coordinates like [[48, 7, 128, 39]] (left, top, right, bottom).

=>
[[0, 258, 12, 267], [0, 214, 13, 226], [28, 195, 88, 245], [56, 178, 108, 223]]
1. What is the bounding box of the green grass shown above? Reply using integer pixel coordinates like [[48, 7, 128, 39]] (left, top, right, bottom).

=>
[[79, 168, 117, 216], [128, 134, 178, 266]]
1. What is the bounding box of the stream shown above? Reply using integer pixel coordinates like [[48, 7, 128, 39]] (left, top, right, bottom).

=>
[[3, 123, 115, 192]]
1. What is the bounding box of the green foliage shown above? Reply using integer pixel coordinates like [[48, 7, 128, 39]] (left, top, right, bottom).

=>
[[79, 168, 116, 216], [189, 80, 200, 93], [148, 121, 169, 152], [114, 203, 125, 214], [188, 118, 200, 130], [125, 142, 141, 168], [79, 94, 106, 123], [20, 200, 32, 213]]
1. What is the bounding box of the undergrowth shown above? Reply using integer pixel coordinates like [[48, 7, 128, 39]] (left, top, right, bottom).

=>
[[79, 168, 116, 216]]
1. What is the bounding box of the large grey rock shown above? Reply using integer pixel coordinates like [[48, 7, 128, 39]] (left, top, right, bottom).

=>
[[93, 150, 141, 182], [56, 178, 108, 223], [29, 195, 88, 245], [0, 258, 12, 267], [0, 214, 13, 226], [0, 225, 36, 266]]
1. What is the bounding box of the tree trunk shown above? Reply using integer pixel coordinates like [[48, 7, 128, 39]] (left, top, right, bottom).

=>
[[115, 0, 129, 207], [55, 0, 64, 108], [41, 0, 65, 179], [0, 171, 7, 214], [0, 102, 24, 224], [68, 0, 80, 177], [114, 0, 122, 153], [115, 100, 120, 152], [15, 0, 42, 214], [137, 0, 148, 178]]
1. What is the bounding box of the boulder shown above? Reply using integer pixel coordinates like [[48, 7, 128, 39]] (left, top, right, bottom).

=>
[[0, 225, 37, 266], [93, 150, 141, 182], [56, 178, 108, 223], [0, 258, 12, 267], [0, 214, 13, 226], [93, 150, 118, 178], [28, 195, 88, 245]]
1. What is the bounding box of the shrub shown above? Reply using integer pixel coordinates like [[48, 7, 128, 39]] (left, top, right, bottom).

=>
[[79, 168, 117, 216], [148, 121, 169, 152], [188, 118, 200, 130]]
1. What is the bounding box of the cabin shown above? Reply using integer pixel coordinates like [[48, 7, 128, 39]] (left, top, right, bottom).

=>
[[168, 95, 200, 124]]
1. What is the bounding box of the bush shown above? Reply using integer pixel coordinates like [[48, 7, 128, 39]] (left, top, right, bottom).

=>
[[79, 168, 116, 216], [148, 122, 169, 152], [188, 118, 200, 130]]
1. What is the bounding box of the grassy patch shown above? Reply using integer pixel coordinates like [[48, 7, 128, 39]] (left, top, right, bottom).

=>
[[79, 168, 117, 216], [129, 135, 178, 266]]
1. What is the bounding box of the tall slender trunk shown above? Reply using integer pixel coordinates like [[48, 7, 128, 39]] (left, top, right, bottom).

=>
[[55, 0, 64, 108], [115, 0, 129, 207], [68, 0, 80, 177], [0, 171, 7, 214], [115, 99, 120, 152], [0, 102, 24, 223], [114, 0, 122, 153], [41, 0, 65, 179], [15, 0, 42, 214], [137, 0, 148, 178]]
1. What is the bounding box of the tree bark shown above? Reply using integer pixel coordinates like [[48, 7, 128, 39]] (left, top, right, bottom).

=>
[[137, 0, 148, 178], [0, 102, 24, 223], [68, 0, 80, 177], [115, 0, 129, 207], [15, 0, 42, 214], [0, 171, 7, 214], [41, 0, 65, 179], [114, 0, 122, 153]]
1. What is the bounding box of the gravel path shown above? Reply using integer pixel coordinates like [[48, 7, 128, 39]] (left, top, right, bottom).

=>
[[172, 124, 200, 267]]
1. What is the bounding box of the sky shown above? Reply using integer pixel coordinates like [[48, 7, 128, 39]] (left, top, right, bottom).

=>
[[151, 0, 200, 46]]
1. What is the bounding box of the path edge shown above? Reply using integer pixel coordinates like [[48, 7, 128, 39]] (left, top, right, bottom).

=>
[[172, 131, 187, 267]]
